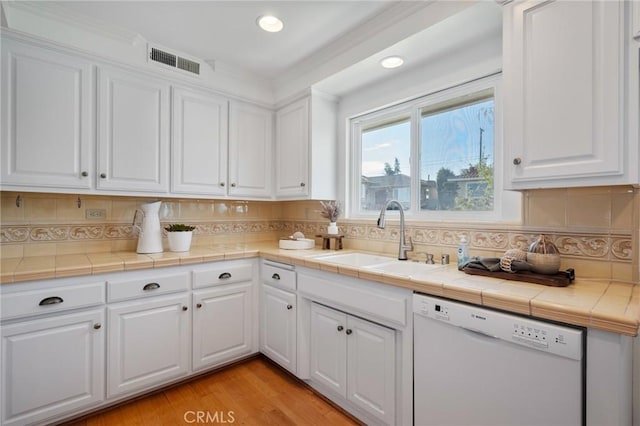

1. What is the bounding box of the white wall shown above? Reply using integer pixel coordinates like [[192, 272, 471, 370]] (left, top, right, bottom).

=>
[[332, 34, 515, 218]]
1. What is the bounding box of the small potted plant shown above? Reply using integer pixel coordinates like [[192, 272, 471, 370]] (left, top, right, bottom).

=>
[[164, 224, 196, 252], [319, 201, 340, 234]]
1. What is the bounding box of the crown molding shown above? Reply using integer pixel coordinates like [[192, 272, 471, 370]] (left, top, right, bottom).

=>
[[2, 1, 145, 46]]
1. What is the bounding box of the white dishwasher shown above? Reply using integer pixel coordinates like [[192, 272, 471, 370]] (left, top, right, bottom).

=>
[[413, 293, 585, 426]]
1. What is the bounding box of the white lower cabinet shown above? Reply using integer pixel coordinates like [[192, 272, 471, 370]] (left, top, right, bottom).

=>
[[310, 302, 395, 425], [193, 282, 254, 371], [260, 283, 297, 373], [107, 293, 190, 397], [1, 308, 105, 426]]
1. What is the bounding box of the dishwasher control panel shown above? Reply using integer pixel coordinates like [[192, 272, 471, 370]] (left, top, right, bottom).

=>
[[413, 293, 583, 361]]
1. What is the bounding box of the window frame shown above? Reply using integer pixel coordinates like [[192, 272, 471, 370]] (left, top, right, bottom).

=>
[[349, 74, 513, 222]]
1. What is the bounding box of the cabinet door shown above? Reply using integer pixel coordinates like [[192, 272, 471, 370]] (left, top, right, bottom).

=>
[[193, 282, 254, 371], [504, 0, 625, 188], [1, 40, 93, 189], [107, 293, 189, 397], [261, 284, 297, 373], [310, 302, 347, 397], [346, 315, 396, 425], [275, 97, 309, 197], [172, 87, 228, 195], [229, 101, 273, 198], [97, 66, 169, 193], [1, 309, 104, 426]]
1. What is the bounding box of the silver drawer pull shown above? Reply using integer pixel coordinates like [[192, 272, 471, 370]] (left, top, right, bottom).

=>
[[272, 273, 281, 280], [39, 296, 64, 306], [218, 272, 232, 280], [143, 282, 160, 291]]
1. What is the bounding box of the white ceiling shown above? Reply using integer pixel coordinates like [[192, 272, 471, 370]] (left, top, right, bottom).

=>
[[53, 1, 398, 80], [5, 1, 502, 100]]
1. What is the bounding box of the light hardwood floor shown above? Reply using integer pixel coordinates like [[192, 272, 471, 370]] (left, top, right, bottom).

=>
[[62, 356, 363, 426]]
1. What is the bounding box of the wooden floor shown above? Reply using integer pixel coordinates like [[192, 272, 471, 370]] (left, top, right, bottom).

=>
[[62, 356, 363, 426]]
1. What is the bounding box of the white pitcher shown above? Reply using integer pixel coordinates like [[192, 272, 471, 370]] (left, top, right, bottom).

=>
[[133, 201, 163, 254]]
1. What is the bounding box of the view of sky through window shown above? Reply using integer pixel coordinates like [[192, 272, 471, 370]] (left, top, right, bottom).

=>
[[359, 95, 494, 212]]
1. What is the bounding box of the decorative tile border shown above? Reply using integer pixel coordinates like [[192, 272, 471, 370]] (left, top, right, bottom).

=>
[[317, 221, 634, 263], [1, 219, 634, 263], [0, 221, 286, 243]]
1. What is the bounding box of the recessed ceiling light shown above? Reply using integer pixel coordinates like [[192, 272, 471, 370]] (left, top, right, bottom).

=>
[[257, 15, 284, 33], [380, 56, 404, 69]]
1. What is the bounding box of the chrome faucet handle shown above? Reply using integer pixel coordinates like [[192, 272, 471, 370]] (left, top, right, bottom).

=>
[[414, 251, 434, 264], [403, 236, 413, 251]]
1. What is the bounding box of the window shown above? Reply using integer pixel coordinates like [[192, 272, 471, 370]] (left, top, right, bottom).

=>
[[361, 117, 411, 211], [351, 75, 515, 221], [420, 90, 494, 212]]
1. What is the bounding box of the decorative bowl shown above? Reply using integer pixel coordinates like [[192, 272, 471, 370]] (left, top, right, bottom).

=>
[[279, 238, 315, 250], [526, 252, 561, 274]]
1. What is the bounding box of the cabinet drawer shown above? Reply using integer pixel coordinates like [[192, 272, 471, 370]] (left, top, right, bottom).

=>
[[261, 262, 296, 291], [107, 272, 189, 302], [193, 263, 253, 289], [1, 281, 105, 320]]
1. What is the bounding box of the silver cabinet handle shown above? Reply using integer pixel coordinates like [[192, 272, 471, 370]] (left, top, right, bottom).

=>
[[218, 272, 232, 280], [345, 329, 352, 335], [513, 157, 522, 165], [272, 273, 280, 280], [286, 304, 293, 310], [93, 323, 102, 330], [100, 173, 107, 178], [143, 282, 160, 291], [337, 325, 344, 332], [39, 296, 63, 306]]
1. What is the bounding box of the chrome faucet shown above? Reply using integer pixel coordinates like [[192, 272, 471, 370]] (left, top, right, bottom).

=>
[[377, 199, 413, 260]]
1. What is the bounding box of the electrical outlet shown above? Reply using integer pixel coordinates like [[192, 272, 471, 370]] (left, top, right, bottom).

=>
[[86, 209, 106, 219]]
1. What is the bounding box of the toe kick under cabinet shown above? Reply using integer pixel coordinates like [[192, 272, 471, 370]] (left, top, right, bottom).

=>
[[0, 259, 259, 426]]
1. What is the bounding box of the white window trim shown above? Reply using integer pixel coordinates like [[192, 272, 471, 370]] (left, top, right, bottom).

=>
[[348, 73, 521, 223]]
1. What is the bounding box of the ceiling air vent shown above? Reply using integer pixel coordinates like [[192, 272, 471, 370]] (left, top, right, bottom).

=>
[[177, 57, 200, 75], [149, 46, 200, 76]]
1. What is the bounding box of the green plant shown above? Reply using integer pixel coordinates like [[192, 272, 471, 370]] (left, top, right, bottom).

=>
[[164, 223, 196, 232]]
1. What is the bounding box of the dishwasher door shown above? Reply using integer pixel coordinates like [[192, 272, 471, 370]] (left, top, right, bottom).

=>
[[413, 294, 584, 426]]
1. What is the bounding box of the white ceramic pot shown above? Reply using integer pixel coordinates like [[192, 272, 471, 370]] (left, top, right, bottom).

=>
[[167, 231, 193, 252], [327, 222, 338, 235]]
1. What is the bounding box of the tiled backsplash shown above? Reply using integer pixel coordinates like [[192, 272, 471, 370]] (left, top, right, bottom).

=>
[[1, 186, 638, 282]]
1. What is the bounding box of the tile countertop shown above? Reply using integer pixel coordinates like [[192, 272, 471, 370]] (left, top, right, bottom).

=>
[[1, 243, 639, 337]]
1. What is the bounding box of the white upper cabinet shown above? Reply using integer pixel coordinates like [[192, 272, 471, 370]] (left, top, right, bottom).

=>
[[228, 101, 273, 198], [1, 39, 93, 190], [275, 93, 337, 199], [503, 0, 633, 189], [97, 65, 170, 193], [171, 87, 228, 196], [276, 97, 309, 197]]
